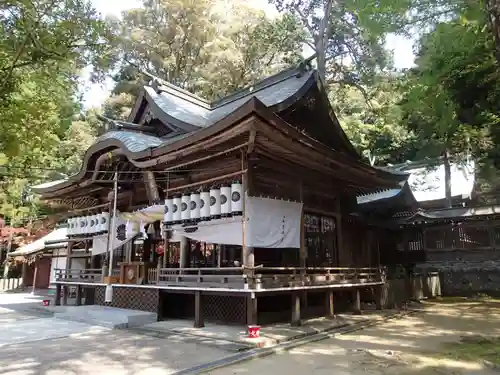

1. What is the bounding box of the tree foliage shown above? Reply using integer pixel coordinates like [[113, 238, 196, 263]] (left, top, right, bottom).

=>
[[0, 0, 107, 225], [103, 0, 305, 119], [400, 0, 500, 201], [332, 75, 417, 166]]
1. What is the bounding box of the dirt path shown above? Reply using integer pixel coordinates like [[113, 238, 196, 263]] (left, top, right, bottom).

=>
[[208, 301, 500, 375]]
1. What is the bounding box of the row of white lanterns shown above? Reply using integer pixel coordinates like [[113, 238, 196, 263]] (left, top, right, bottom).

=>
[[67, 212, 110, 237], [164, 181, 243, 226]]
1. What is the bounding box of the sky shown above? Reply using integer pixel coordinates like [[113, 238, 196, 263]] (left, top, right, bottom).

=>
[[83, 0, 415, 108]]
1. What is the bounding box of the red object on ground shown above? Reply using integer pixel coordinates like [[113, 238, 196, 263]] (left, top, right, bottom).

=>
[[248, 325, 261, 338], [42, 299, 50, 306]]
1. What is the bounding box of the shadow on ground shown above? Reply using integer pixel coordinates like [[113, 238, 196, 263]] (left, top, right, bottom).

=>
[[208, 301, 500, 375]]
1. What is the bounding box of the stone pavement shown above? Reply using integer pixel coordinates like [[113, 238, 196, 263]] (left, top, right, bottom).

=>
[[140, 310, 398, 349], [0, 292, 245, 375]]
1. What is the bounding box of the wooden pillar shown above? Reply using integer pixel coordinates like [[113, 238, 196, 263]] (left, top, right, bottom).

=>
[[21, 262, 28, 288], [55, 284, 62, 306], [162, 235, 169, 267], [299, 181, 307, 273], [31, 261, 38, 295], [335, 199, 344, 266], [194, 291, 204, 328], [85, 287, 95, 305], [325, 290, 335, 318], [65, 241, 74, 280], [291, 292, 301, 326], [179, 236, 188, 269], [247, 293, 258, 326], [76, 285, 82, 306], [352, 289, 361, 314], [62, 285, 68, 306], [241, 150, 254, 269], [488, 223, 496, 249], [375, 285, 388, 310]]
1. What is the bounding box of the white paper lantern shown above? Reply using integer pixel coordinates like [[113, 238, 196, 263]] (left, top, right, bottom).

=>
[[78, 216, 86, 236], [209, 188, 221, 219], [67, 218, 74, 237], [164, 198, 173, 225], [200, 191, 210, 221], [220, 185, 231, 217], [100, 212, 110, 234], [84, 216, 91, 235], [172, 196, 182, 224], [73, 217, 80, 236], [231, 181, 243, 216], [88, 215, 95, 235], [94, 213, 102, 234], [94, 214, 101, 234], [87, 215, 93, 235], [190, 193, 200, 222], [90, 214, 99, 234], [181, 194, 190, 222]]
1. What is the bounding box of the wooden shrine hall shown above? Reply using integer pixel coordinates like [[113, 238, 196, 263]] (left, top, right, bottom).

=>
[[33, 60, 413, 327]]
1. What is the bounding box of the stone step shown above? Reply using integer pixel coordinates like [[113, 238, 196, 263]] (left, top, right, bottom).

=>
[[53, 305, 157, 329]]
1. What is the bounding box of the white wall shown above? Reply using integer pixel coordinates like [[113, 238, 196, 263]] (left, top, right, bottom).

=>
[[49, 249, 87, 285], [50, 254, 67, 285]]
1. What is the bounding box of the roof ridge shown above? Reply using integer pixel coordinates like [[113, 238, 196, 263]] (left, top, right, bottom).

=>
[[150, 59, 314, 112]]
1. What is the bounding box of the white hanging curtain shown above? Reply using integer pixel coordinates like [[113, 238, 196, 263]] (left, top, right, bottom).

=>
[[91, 216, 134, 255], [172, 196, 302, 248]]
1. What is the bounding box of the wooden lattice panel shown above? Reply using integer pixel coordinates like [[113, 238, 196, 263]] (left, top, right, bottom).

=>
[[203, 295, 246, 325], [95, 286, 159, 313]]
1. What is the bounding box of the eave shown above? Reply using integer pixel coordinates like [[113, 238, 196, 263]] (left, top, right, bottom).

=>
[[35, 97, 407, 199]]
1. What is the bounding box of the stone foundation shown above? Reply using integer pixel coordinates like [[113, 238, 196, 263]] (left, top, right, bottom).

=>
[[415, 249, 500, 297]]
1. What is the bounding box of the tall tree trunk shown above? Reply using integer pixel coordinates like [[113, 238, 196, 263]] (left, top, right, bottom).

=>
[[315, 0, 334, 83], [486, 0, 500, 64], [443, 149, 452, 208]]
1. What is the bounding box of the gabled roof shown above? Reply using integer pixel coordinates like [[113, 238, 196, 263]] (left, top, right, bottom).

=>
[[142, 67, 314, 129], [33, 95, 406, 196], [390, 158, 475, 203], [357, 158, 476, 209], [130, 61, 360, 157], [8, 227, 68, 257], [398, 205, 500, 225]]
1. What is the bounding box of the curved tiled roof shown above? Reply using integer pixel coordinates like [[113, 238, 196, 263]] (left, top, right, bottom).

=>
[[97, 130, 163, 153], [144, 70, 315, 129]]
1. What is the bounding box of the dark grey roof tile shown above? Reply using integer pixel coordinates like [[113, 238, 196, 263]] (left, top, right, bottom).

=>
[[145, 70, 314, 128], [97, 130, 163, 153]]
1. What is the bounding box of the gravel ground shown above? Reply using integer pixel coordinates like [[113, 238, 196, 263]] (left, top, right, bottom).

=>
[[208, 302, 500, 375]]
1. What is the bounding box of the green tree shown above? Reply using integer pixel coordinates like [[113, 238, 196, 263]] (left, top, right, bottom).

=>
[[0, 0, 110, 224], [400, 1, 498, 205], [103, 0, 305, 119], [0, 0, 113, 99], [332, 75, 416, 165]]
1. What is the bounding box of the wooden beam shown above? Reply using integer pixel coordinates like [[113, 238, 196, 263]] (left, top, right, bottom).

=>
[[163, 170, 247, 195], [247, 129, 257, 154]]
